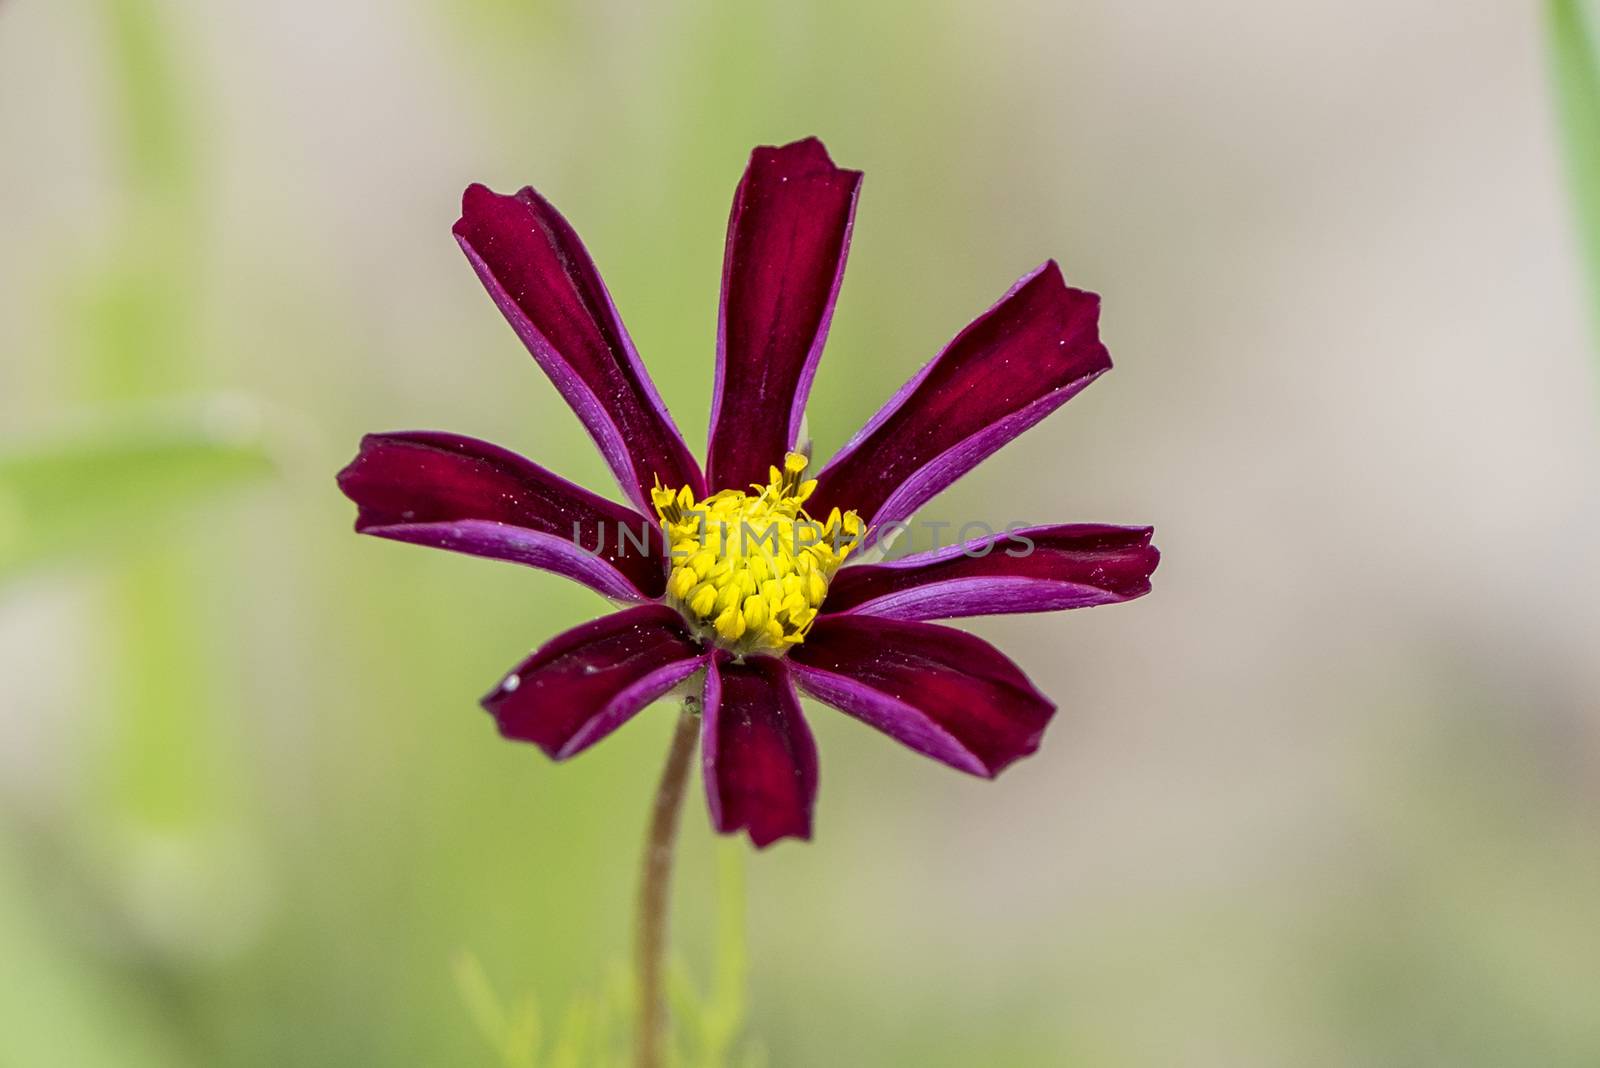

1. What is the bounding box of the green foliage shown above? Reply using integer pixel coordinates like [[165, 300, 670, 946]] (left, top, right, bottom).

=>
[[0, 401, 274, 584], [454, 952, 543, 1068], [454, 843, 764, 1068], [105, 0, 194, 200], [0, 837, 193, 1068], [1549, 0, 1600, 331]]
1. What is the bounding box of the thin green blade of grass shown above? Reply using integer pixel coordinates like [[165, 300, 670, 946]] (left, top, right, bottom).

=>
[[1549, 0, 1600, 334]]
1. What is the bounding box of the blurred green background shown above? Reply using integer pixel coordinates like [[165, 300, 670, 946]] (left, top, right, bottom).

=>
[[4, 1, 1600, 1064]]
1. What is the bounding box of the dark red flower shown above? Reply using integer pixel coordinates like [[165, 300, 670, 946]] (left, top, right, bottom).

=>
[[337, 138, 1159, 847]]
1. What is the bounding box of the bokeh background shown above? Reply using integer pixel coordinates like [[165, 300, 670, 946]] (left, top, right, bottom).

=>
[[4, 1, 1600, 1064]]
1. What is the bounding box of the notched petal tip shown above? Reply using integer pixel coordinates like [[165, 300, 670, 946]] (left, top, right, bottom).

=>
[[452, 185, 496, 247], [809, 257, 1116, 532], [708, 136, 863, 492], [752, 136, 861, 181], [790, 615, 1057, 778], [478, 672, 551, 751], [483, 606, 707, 761], [1034, 259, 1112, 373], [454, 181, 500, 224], [743, 821, 814, 850], [824, 522, 1161, 623], [451, 178, 704, 511], [336, 430, 668, 601], [1096, 525, 1161, 599], [703, 656, 818, 847]]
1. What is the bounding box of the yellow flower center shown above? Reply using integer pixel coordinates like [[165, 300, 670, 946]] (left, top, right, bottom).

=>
[[653, 452, 865, 655]]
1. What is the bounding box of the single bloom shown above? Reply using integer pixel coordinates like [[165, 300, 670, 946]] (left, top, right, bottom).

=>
[[337, 137, 1159, 847]]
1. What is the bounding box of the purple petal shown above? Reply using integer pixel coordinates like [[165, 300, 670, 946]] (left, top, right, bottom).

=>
[[808, 262, 1110, 538], [454, 184, 704, 512], [702, 654, 818, 848], [825, 524, 1158, 621], [483, 605, 708, 760], [707, 138, 862, 492], [336, 431, 667, 601], [789, 615, 1055, 777]]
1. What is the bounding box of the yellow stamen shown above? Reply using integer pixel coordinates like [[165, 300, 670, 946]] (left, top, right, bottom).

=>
[[688, 583, 718, 618], [653, 451, 865, 655]]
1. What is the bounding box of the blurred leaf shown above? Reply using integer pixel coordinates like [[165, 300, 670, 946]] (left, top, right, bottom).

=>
[[0, 399, 273, 583], [504, 994, 544, 1068], [705, 841, 749, 1059], [666, 842, 757, 1068], [453, 952, 540, 1068], [668, 962, 710, 1057], [546, 993, 598, 1068], [105, 0, 194, 200], [0, 835, 192, 1067], [1549, 0, 1600, 330], [455, 846, 758, 1067]]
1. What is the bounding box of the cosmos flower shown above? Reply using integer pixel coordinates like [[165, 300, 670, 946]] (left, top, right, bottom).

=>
[[337, 138, 1158, 847]]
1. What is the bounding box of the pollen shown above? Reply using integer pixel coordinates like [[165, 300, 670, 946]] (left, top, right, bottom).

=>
[[652, 452, 865, 655]]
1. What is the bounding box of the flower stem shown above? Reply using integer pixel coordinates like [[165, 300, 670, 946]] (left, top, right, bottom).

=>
[[635, 695, 700, 1068]]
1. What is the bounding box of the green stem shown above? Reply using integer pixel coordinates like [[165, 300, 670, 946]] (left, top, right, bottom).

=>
[[635, 696, 700, 1068]]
